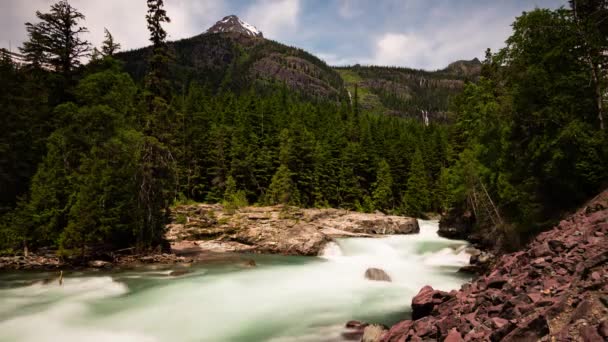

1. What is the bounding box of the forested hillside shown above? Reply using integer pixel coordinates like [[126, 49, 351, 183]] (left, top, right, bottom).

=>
[[336, 59, 481, 122], [0, 0, 450, 256], [116, 31, 347, 101], [0, 0, 606, 257]]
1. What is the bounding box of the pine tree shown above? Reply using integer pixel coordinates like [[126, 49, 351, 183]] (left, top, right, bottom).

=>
[[145, 0, 172, 101], [20, 0, 91, 74], [90, 47, 102, 62], [134, 0, 176, 249], [401, 148, 430, 217], [372, 159, 393, 211], [266, 165, 294, 205], [101, 28, 121, 57]]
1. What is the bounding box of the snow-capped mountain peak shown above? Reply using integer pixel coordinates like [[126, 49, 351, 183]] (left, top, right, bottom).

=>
[[206, 15, 263, 38]]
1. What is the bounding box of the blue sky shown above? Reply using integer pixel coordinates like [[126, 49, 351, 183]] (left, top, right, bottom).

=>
[[1, 0, 566, 70]]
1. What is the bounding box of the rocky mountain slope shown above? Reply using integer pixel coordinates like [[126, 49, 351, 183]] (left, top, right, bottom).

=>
[[360, 189, 608, 341], [206, 15, 263, 38], [336, 59, 481, 122], [116, 14, 480, 118], [116, 15, 345, 100]]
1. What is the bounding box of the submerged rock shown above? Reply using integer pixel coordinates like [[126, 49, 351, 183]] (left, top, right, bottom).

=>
[[364, 268, 392, 282], [169, 269, 191, 277], [242, 259, 257, 268]]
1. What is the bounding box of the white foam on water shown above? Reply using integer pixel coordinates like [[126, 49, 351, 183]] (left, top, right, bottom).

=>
[[319, 241, 343, 259], [0, 220, 471, 342]]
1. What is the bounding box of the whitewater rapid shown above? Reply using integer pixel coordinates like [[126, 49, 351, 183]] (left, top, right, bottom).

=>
[[0, 220, 471, 342]]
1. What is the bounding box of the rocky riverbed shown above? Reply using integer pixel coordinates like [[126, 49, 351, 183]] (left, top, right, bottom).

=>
[[356, 189, 608, 341]]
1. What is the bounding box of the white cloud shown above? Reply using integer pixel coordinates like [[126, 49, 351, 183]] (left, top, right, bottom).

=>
[[74, 0, 225, 51], [363, 6, 514, 70], [0, 0, 225, 53], [369, 33, 430, 67], [245, 0, 300, 40]]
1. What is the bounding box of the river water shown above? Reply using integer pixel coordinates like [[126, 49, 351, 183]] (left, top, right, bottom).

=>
[[0, 220, 471, 342]]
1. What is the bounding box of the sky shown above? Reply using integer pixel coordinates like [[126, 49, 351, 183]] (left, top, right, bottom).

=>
[[1, 0, 567, 70]]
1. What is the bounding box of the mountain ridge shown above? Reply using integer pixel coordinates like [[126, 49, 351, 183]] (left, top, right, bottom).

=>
[[116, 15, 481, 121], [206, 15, 263, 38]]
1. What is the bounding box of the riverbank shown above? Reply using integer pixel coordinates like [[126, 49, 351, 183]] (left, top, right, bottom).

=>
[[361, 189, 608, 341], [0, 205, 420, 271]]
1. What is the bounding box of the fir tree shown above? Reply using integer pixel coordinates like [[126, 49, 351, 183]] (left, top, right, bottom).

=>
[[402, 148, 430, 217], [266, 165, 294, 205], [20, 0, 91, 75], [372, 159, 393, 211], [101, 28, 121, 57], [145, 0, 172, 101]]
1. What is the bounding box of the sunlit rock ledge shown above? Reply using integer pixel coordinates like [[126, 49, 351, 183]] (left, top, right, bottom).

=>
[[168, 204, 420, 256]]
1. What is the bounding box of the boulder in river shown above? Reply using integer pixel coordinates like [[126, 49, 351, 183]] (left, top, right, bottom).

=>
[[364, 268, 392, 282]]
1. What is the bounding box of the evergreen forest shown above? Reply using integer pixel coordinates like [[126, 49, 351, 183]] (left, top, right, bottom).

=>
[[0, 0, 606, 256]]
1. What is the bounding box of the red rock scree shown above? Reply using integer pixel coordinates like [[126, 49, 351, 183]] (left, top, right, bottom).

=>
[[380, 190, 608, 341]]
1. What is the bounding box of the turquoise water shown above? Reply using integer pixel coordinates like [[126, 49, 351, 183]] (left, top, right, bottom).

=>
[[0, 220, 471, 342]]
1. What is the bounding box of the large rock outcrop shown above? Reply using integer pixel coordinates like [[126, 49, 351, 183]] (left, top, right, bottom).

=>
[[167, 205, 419, 257], [378, 189, 608, 341]]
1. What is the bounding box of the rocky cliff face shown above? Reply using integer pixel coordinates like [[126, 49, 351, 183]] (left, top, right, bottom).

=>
[[336, 59, 481, 123], [373, 189, 608, 341]]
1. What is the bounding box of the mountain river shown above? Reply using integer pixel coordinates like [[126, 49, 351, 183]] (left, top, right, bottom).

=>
[[0, 220, 471, 342]]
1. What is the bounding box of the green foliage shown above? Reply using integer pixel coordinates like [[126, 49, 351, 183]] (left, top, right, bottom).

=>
[[336, 62, 479, 120], [372, 159, 393, 211], [102, 28, 121, 57], [223, 175, 248, 212], [401, 148, 430, 217], [3, 61, 174, 254], [8, 1, 605, 257], [266, 165, 294, 205], [444, 6, 608, 248], [145, 0, 172, 101]]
